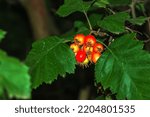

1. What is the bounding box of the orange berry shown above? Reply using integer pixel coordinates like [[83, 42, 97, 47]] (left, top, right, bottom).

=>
[[84, 35, 96, 47], [82, 45, 93, 54], [93, 43, 104, 53], [91, 52, 101, 63], [74, 34, 85, 46]]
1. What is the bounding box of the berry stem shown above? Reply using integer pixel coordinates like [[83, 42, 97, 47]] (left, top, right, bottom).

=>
[[97, 40, 118, 61], [83, 10, 93, 31]]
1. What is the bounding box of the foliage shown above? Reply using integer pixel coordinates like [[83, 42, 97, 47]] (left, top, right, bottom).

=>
[[108, 0, 131, 6], [98, 12, 130, 34], [95, 33, 150, 99], [0, 31, 31, 99], [94, 0, 109, 8], [25, 36, 76, 88], [24, 0, 150, 100], [1, 0, 150, 99], [128, 16, 148, 26], [57, 0, 93, 17], [0, 30, 6, 42]]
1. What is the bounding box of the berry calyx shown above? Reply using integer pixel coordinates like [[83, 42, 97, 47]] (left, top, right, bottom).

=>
[[75, 50, 86, 63], [74, 34, 85, 46], [82, 57, 89, 67], [84, 35, 96, 47], [70, 43, 79, 53], [91, 52, 101, 63], [93, 43, 104, 53], [82, 45, 93, 55], [87, 54, 92, 62]]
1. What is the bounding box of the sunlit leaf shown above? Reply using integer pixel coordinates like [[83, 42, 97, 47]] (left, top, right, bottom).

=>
[[0, 50, 31, 99]]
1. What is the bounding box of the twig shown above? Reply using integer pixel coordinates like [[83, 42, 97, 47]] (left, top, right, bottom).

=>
[[125, 26, 143, 35], [143, 33, 150, 43], [97, 39, 118, 60], [143, 38, 150, 43], [107, 8, 115, 14], [90, 28, 108, 37], [130, 0, 137, 18], [146, 17, 150, 36], [83, 10, 93, 31]]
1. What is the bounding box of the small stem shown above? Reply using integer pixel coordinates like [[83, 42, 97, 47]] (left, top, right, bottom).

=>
[[130, 0, 136, 18], [97, 40, 118, 60], [143, 38, 150, 43], [83, 11, 93, 31], [107, 8, 115, 14], [125, 26, 143, 35]]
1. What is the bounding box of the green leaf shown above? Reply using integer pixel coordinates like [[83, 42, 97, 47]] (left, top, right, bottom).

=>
[[98, 12, 130, 34], [26, 36, 76, 88], [0, 50, 31, 99], [128, 16, 147, 26], [89, 14, 103, 27], [95, 33, 150, 99], [0, 30, 6, 42], [57, 0, 93, 17], [74, 21, 90, 35], [136, 3, 145, 13], [108, 0, 131, 6], [94, 0, 109, 8]]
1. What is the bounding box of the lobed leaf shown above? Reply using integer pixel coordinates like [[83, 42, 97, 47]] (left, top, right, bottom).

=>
[[108, 0, 131, 6], [26, 36, 76, 89], [57, 0, 93, 17], [94, 0, 109, 8], [0, 50, 31, 99], [98, 12, 130, 34], [95, 33, 150, 99], [89, 14, 103, 27], [128, 16, 147, 26]]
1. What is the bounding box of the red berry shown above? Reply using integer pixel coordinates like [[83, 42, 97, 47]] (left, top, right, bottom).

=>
[[91, 52, 101, 63], [84, 35, 96, 47], [93, 43, 104, 53], [75, 50, 86, 62], [74, 34, 85, 46]]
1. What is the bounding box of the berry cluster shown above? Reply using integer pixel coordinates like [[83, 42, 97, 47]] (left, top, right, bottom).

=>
[[70, 34, 104, 66]]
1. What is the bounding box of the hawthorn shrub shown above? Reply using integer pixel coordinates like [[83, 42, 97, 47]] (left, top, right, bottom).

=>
[[0, 0, 150, 99]]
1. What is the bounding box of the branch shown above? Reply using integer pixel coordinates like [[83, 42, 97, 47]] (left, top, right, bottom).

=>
[[130, 0, 137, 18], [83, 11, 93, 31]]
